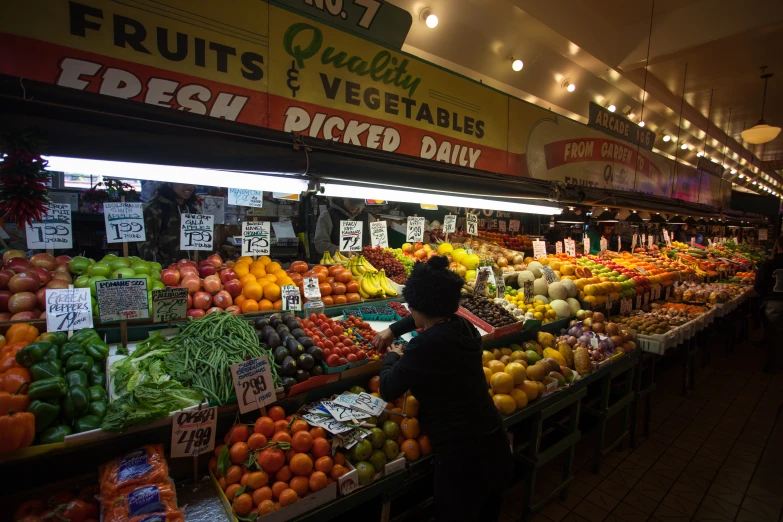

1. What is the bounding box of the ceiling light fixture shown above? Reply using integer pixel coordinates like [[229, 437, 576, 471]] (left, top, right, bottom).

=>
[[419, 8, 438, 28], [607, 105, 616, 112], [739, 173, 744, 178], [731, 169, 737, 174], [649, 213, 668, 224], [561, 79, 576, 92], [625, 212, 644, 225], [697, 152, 704, 157], [663, 135, 671, 142], [511, 58, 524, 72], [681, 144, 688, 150], [639, 121, 645, 127], [556, 210, 585, 224], [741, 67, 781, 144], [668, 215, 686, 225], [595, 209, 618, 222], [752, 180, 757, 184]]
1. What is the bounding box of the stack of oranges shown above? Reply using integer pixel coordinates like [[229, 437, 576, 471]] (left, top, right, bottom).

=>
[[210, 406, 345, 518], [380, 387, 432, 462], [232, 256, 291, 313], [290, 263, 362, 306]]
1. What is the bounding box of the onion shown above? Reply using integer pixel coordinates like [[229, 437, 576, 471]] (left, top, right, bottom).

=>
[[577, 335, 590, 345], [610, 335, 623, 346], [567, 336, 577, 346]]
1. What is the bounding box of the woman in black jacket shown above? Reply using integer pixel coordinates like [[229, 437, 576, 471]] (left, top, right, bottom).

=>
[[373, 256, 513, 521]]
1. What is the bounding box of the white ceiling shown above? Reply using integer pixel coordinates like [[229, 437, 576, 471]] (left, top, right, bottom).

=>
[[389, 0, 783, 197]]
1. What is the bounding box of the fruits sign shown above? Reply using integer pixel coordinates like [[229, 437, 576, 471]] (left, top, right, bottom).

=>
[[95, 277, 149, 323], [241, 221, 271, 256], [370, 221, 388, 248], [466, 214, 478, 236], [45, 288, 93, 332], [170, 407, 217, 458], [443, 215, 457, 234], [303, 277, 322, 299], [103, 202, 145, 243], [599, 237, 607, 253], [564, 239, 576, 257], [632, 234, 637, 251], [26, 203, 73, 250], [230, 356, 275, 414], [532, 241, 547, 259], [340, 220, 363, 251], [228, 188, 264, 208], [499, 220, 507, 233], [620, 297, 632, 315], [180, 214, 214, 251], [583, 237, 590, 255]]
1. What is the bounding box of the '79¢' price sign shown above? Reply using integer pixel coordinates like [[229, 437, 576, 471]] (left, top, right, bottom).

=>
[[170, 407, 217, 458], [339, 220, 363, 252], [230, 357, 275, 413]]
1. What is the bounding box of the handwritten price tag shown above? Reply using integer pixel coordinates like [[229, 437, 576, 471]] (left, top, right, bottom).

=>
[[524, 280, 534, 304], [242, 221, 271, 256], [46, 288, 93, 332], [26, 203, 72, 249], [152, 287, 188, 323], [370, 221, 388, 248], [636, 294, 642, 309], [282, 285, 301, 311], [542, 265, 557, 284], [648, 235, 654, 249], [443, 215, 457, 234], [406, 216, 425, 243], [334, 392, 388, 416], [532, 240, 547, 259], [565, 239, 576, 257], [340, 220, 363, 252], [509, 219, 520, 232], [95, 278, 149, 323], [228, 188, 264, 208], [499, 220, 507, 233], [620, 298, 632, 315], [230, 357, 275, 414], [632, 234, 638, 251], [600, 237, 608, 253], [170, 407, 217, 458], [301, 413, 353, 434], [180, 214, 214, 251], [103, 203, 145, 243], [583, 237, 591, 255], [556, 241, 563, 254], [466, 214, 478, 236]]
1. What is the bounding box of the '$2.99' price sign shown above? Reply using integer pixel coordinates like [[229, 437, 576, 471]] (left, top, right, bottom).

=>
[[170, 407, 217, 458], [230, 357, 274, 413]]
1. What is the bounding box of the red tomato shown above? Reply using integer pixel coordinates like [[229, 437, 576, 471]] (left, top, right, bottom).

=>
[[347, 354, 357, 363], [341, 347, 351, 357]]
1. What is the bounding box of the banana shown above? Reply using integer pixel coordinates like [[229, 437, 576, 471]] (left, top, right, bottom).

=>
[[350, 258, 366, 277], [320, 251, 333, 264], [361, 273, 383, 297], [360, 256, 378, 273], [377, 270, 398, 297], [359, 286, 371, 299]]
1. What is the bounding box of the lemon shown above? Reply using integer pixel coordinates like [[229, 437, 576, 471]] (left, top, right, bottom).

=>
[[534, 312, 544, 320]]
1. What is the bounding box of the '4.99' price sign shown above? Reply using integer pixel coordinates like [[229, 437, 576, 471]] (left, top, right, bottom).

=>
[[170, 407, 217, 458]]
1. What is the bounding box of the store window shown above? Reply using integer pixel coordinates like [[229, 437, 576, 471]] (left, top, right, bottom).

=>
[[62, 171, 142, 192]]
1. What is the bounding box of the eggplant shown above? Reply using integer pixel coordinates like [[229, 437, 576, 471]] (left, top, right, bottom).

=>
[[295, 369, 311, 383], [297, 353, 315, 371], [280, 356, 297, 376]]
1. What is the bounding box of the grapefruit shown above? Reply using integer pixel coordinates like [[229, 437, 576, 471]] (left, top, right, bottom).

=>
[[490, 372, 514, 394], [504, 362, 527, 385], [493, 394, 516, 415], [509, 389, 529, 410]]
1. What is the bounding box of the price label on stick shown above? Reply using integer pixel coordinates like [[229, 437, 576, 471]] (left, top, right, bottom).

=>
[[46, 288, 93, 332], [406, 216, 425, 243], [648, 235, 654, 249], [542, 265, 557, 284], [509, 219, 520, 232], [26, 203, 73, 249], [339, 220, 363, 251], [565, 239, 576, 257], [636, 294, 642, 309], [600, 237, 608, 253], [95, 278, 149, 323], [334, 392, 388, 416], [152, 288, 188, 323], [499, 220, 507, 233], [474, 268, 490, 296], [103, 203, 145, 243], [282, 285, 301, 311], [556, 241, 563, 254], [631, 234, 638, 251], [241, 221, 270, 256], [532, 240, 547, 259], [303, 277, 321, 300], [641, 234, 647, 248], [583, 237, 591, 255], [606, 293, 613, 311], [170, 406, 217, 458], [617, 236, 622, 252], [524, 280, 533, 304], [443, 215, 457, 234], [230, 357, 275, 414], [466, 214, 478, 236], [180, 214, 214, 251], [370, 221, 388, 248]]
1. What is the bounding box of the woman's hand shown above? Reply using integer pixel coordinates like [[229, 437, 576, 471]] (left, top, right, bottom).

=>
[[373, 328, 395, 351], [387, 343, 404, 357]]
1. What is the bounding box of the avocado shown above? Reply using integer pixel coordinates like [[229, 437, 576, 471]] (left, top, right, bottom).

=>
[[267, 332, 281, 349], [280, 356, 297, 376], [281, 312, 295, 322], [262, 325, 276, 339], [306, 346, 323, 361], [291, 328, 306, 339], [280, 332, 294, 345], [276, 324, 290, 336], [273, 346, 289, 365], [286, 338, 305, 357], [254, 317, 270, 330], [299, 337, 315, 349], [286, 320, 300, 331], [311, 364, 324, 376], [295, 369, 311, 382], [269, 315, 282, 328], [281, 376, 297, 390], [298, 353, 315, 371]]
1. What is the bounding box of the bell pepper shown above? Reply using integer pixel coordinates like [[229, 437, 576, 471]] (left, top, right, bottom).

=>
[[84, 340, 109, 361], [0, 411, 35, 453], [15, 341, 55, 367], [88, 385, 107, 403], [0, 334, 5, 350], [70, 328, 99, 345], [42, 343, 60, 362], [87, 399, 106, 420], [35, 331, 68, 346], [0, 388, 31, 415], [39, 424, 72, 444], [28, 399, 60, 432], [63, 386, 90, 419], [27, 377, 66, 400], [0, 345, 24, 373], [5, 323, 39, 345], [89, 372, 106, 387], [0, 367, 31, 394], [73, 414, 101, 433], [31, 361, 63, 382], [65, 370, 89, 389], [59, 342, 85, 362], [65, 354, 94, 373]]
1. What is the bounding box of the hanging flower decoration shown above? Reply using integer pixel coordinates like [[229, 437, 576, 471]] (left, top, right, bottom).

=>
[[0, 131, 51, 226], [82, 179, 139, 213]]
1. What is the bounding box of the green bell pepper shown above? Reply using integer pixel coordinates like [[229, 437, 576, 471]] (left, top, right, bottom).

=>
[[15, 341, 55, 367], [70, 328, 99, 345], [37, 331, 68, 346], [89, 372, 106, 387], [63, 385, 90, 419], [28, 399, 61, 432], [87, 400, 107, 420], [65, 354, 94, 373], [65, 370, 89, 389], [73, 414, 102, 433], [30, 361, 62, 381], [60, 342, 85, 362], [42, 344, 61, 362], [27, 377, 67, 400], [39, 425, 72, 444], [84, 340, 109, 361], [88, 385, 107, 403]]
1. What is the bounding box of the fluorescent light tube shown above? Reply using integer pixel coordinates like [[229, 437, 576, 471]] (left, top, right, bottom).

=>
[[45, 156, 309, 194], [320, 183, 561, 215]]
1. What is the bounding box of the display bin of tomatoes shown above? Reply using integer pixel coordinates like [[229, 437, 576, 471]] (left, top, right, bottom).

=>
[[210, 469, 337, 522], [321, 359, 349, 375], [286, 372, 340, 397], [455, 306, 523, 339]]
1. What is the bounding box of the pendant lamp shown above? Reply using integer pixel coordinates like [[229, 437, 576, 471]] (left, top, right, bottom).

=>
[[684, 216, 698, 226], [741, 68, 781, 145], [625, 212, 644, 225], [649, 213, 667, 224], [697, 218, 708, 226], [668, 215, 686, 225], [556, 210, 585, 224], [595, 209, 619, 222]]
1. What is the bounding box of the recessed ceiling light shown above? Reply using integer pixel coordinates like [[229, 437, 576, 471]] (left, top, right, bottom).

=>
[[697, 152, 704, 157], [752, 180, 757, 184], [663, 135, 671, 142], [681, 144, 688, 150], [567, 83, 576, 92], [738, 173, 744, 178], [608, 105, 616, 112], [628, 112, 636, 120], [731, 169, 737, 174], [511, 59, 524, 72], [420, 8, 438, 28], [639, 121, 645, 127]]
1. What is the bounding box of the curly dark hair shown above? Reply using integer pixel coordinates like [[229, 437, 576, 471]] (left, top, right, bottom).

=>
[[402, 256, 464, 317]]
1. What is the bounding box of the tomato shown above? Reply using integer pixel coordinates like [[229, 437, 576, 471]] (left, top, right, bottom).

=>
[[61, 499, 89, 522], [224, 424, 250, 444]]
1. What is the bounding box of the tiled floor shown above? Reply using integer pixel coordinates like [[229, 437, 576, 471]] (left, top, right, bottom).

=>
[[500, 331, 783, 522]]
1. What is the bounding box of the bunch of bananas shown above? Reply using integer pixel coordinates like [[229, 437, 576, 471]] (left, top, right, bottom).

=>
[[320, 251, 353, 265], [348, 255, 378, 276], [359, 270, 398, 298]]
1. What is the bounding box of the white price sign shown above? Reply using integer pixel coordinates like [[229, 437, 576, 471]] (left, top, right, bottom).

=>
[[152, 287, 188, 323], [45, 288, 93, 332], [95, 278, 149, 323], [599, 237, 608, 253], [466, 214, 478, 236], [303, 277, 321, 299], [282, 285, 301, 311], [648, 235, 654, 249], [620, 298, 633, 315], [556, 241, 563, 254], [583, 237, 590, 255], [103, 203, 145, 243], [170, 407, 217, 458], [202, 196, 225, 225], [301, 413, 353, 435], [180, 214, 214, 251], [641, 234, 647, 247], [499, 220, 507, 233], [542, 265, 557, 284], [532, 240, 547, 259], [230, 357, 275, 413], [636, 294, 642, 309], [242, 221, 271, 256], [228, 188, 264, 208], [564, 239, 576, 257], [523, 280, 533, 304], [340, 220, 363, 251], [508, 219, 520, 232], [334, 392, 387, 417], [759, 228, 768, 241], [443, 215, 457, 234], [406, 216, 425, 243], [617, 236, 622, 252], [370, 221, 388, 248], [26, 203, 72, 249], [631, 234, 638, 251]]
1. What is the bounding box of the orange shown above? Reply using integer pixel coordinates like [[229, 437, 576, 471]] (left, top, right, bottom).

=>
[[233, 295, 247, 308], [233, 493, 254, 516], [417, 435, 432, 456], [240, 299, 259, 313], [493, 394, 516, 415], [248, 433, 268, 450], [290, 419, 309, 434], [225, 483, 242, 499], [275, 465, 292, 483], [285, 448, 296, 463], [264, 283, 281, 302], [237, 256, 253, 264], [368, 376, 380, 393], [483, 367, 492, 384], [309, 427, 327, 440], [388, 408, 404, 427], [243, 282, 263, 301], [271, 481, 289, 500], [273, 299, 283, 310], [246, 471, 269, 490], [289, 476, 310, 498], [332, 452, 345, 466], [278, 488, 298, 507], [253, 487, 273, 506], [239, 273, 257, 286], [273, 269, 289, 280], [487, 360, 505, 374], [268, 406, 286, 421], [401, 439, 421, 461], [490, 373, 514, 394], [266, 262, 282, 273], [218, 477, 227, 490], [309, 471, 328, 492], [290, 453, 313, 476], [402, 395, 420, 417], [291, 431, 313, 453], [278, 277, 294, 287], [230, 442, 250, 464], [255, 416, 275, 437], [400, 418, 420, 439], [234, 263, 250, 278], [509, 388, 528, 410], [225, 465, 242, 485], [272, 431, 291, 444], [257, 499, 276, 515], [262, 274, 278, 284], [314, 456, 333, 474], [273, 419, 289, 433], [259, 299, 274, 311], [330, 464, 348, 480], [312, 437, 331, 459], [259, 255, 272, 266], [250, 260, 266, 273]]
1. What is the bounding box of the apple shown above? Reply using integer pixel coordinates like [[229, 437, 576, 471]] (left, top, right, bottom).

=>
[[2, 250, 26, 264], [112, 267, 136, 279], [149, 271, 161, 281], [198, 262, 216, 278], [223, 279, 242, 298], [203, 275, 222, 294], [0, 313, 10, 322], [213, 290, 232, 309], [88, 276, 107, 296], [54, 263, 70, 274], [9, 292, 37, 314], [151, 281, 166, 291], [9, 271, 42, 293], [0, 290, 11, 312], [186, 294, 193, 309], [87, 263, 111, 277], [160, 268, 181, 286], [181, 277, 202, 295], [206, 254, 224, 269], [206, 306, 222, 314], [130, 261, 151, 275], [178, 259, 197, 270], [5, 257, 31, 272], [187, 308, 205, 319], [30, 253, 56, 271], [225, 305, 241, 315], [68, 256, 92, 275], [11, 310, 40, 321], [46, 279, 70, 290], [35, 287, 48, 307], [179, 265, 198, 279], [193, 291, 212, 309], [0, 269, 14, 290], [150, 262, 162, 272], [51, 271, 73, 283], [55, 255, 71, 264], [109, 258, 131, 270], [219, 268, 237, 284]]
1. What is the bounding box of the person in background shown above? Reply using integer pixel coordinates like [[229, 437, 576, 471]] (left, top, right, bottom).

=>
[[138, 183, 200, 266], [674, 223, 689, 243], [314, 198, 372, 256], [586, 222, 615, 254], [753, 235, 783, 373], [373, 256, 512, 522]]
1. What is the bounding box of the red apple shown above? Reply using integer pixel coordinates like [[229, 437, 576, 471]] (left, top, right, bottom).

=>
[[225, 305, 241, 315], [32, 267, 51, 286], [35, 287, 48, 307], [55, 255, 71, 264], [168, 264, 178, 270], [30, 253, 57, 271], [198, 263, 216, 278], [0, 313, 11, 321], [0, 269, 14, 290], [187, 294, 193, 309], [212, 290, 232, 309], [192, 291, 212, 309], [206, 306, 222, 314], [54, 263, 70, 274], [2, 250, 25, 265], [160, 268, 181, 286], [9, 271, 41, 293], [206, 254, 223, 269], [179, 265, 198, 279], [178, 259, 197, 269], [0, 290, 11, 312], [223, 279, 243, 298], [203, 275, 222, 294], [181, 277, 202, 295], [5, 257, 31, 272], [187, 308, 205, 319], [11, 310, 40, 321], [219, 268, 237, 284], [9, 292, 37, 314], [51, 271, 73, 283]]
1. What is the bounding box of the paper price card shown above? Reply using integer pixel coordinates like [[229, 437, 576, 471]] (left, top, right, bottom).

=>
[[556, 241, 563, 254], [479, 266, 496, 287], [466, 213, 478, 236], [636, 294, 642, 309], [644, 292, 650, 306], [230, 356, 275, 414], [648, 235, 654, 249], [617, 237, 622, 252], [103, 203, 145, 243], [524, 280, 534, 304], [334, 392, 388, 417], [499, 220, 507, 233], [282, 285, 302, 311], [339, 220, 363, 251], [665, 286, 672, 300], [542, 265, 557, 284], [606, 293, 613, 311], [170, 407, 217, 458], [443, 214, 457, 233], [532, 240, 547, 259], [241, 221, 271, 256], [228, 188, 264, 208], [599, 237, 608, 253], [152, 287, 188, 323], [406, 216, 425, 243], [201, 196, 225, 225], [301, 413, 353, 435], [759, 228, 768, 240], [583, 237, 591, 255], [180, 214, 214, 251], [303, 277, 321, 299], [95, 278, 149, 323], [509, 219, 520, 232], [370, 221, 388, 248], [46, 288, 93, 332], [632, 234, 638, 251], [564, 239, 576, 257], [474, 268, 490, 296], [26, 203, 72, 249], [620, 298, 633, 315]]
